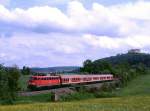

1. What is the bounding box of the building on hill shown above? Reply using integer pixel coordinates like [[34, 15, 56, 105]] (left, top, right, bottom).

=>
[[128, 49, 141, 54]]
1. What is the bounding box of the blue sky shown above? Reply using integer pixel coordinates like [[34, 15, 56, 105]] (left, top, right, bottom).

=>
[[0, 0, 150, 67], [2, 0, 139, 8]]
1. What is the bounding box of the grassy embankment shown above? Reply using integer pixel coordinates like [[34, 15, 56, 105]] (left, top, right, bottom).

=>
[[0, 74, 150, 111], [117, 74, 150, 96]]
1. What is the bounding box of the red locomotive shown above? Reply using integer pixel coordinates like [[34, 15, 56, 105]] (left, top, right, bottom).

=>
[[28, 74, 114, 90]]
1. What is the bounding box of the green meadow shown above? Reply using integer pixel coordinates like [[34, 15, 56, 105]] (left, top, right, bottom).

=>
[[0, 96, 150, 111]]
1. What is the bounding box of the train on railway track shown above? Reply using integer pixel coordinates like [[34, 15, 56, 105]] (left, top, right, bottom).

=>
[[28, 74, 115, 90]]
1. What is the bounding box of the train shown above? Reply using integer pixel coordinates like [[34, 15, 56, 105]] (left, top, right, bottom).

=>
[[28, 74, 114, 90]]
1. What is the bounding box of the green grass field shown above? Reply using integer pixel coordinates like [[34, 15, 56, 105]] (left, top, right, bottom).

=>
[[0, 96, 150, 111], [1, 74, 150, 111], [117, 74, 150, 96]]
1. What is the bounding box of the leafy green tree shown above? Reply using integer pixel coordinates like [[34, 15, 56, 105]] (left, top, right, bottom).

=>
[[0, 65, 9, 102], [21, 66, 31, 75], [7, 66, 20, 100], [81, 59, 94, 73], [0, 64, 20, 104]]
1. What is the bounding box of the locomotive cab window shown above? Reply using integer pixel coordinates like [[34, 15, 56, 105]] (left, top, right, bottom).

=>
[[30, 77, 37, 80]]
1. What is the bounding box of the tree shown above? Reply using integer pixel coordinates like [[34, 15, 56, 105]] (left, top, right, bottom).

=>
[[7, 66, 20, 100], [21, 66, 31, 75], [0, 65, 9, 102], [0, 64, 20, 104], [82, 59, 94, 73]]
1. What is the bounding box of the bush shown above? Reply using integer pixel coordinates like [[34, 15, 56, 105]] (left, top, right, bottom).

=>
[[60, 92, 94, 101], [0, 64, 20, 104], [94, 91, 116, 98]]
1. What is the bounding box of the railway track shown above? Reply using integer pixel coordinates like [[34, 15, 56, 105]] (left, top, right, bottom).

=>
[[19, 81, 118, 96]]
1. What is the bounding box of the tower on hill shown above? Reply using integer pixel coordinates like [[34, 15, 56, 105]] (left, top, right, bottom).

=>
[[128, 49, 141, 54]]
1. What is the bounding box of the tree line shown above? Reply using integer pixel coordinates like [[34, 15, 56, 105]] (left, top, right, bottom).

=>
[[80, 53, 150, 86]]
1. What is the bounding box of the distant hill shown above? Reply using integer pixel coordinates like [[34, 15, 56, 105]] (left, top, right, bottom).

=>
[[31, 66, 80, 73], [94, 53, 150, 67], [81, 52, 150, 74]]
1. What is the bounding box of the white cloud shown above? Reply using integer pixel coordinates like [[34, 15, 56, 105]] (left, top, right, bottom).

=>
[[0, 0, 10, 6], [0, 0, 150, 67], [1, 32, 150, 67], [0, 32, 87, 67], [112, 1, 150, 20], [0, 1, 150, 35], [83, 34, 150, 49]]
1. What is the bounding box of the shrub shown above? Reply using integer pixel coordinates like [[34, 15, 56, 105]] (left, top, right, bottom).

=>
[[0, 64, 20, 104], [60, 92, 94, 101], [94, 91, 116, 98]]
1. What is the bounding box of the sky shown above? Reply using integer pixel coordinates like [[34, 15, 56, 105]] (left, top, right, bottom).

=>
[[0, 0, 150, 68]]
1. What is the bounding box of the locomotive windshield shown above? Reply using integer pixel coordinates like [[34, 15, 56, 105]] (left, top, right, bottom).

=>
[[29, 77, 37, 80]]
